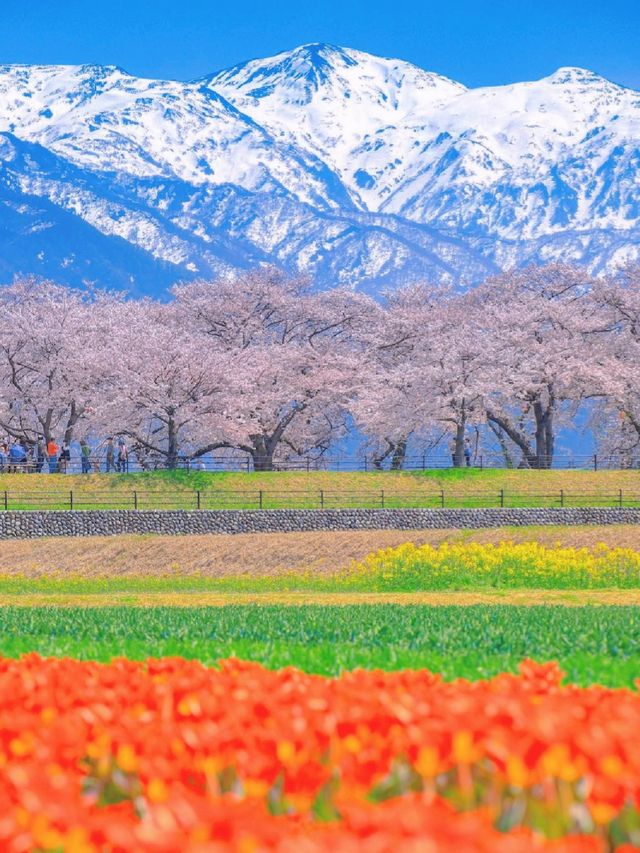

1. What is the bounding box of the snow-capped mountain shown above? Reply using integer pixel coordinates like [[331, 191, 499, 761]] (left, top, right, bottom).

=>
[[207, 44, 466, 211], [1, 45, 639, 295]]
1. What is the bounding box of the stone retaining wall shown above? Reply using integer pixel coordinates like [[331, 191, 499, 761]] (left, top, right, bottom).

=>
[[1, 507, 640, 538]]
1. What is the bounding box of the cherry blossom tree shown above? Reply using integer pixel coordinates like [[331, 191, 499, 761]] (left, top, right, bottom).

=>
[[0, 264, 630, 472], [95, 299, 230, 468], [352, 284, 490, 468], [0, 279, 110, 449], [343, 287, 411, 468], [414, 287, 490, 467], [477, 264, 597, 468], [172, 269, 372, 470], [588, 266, 640, 461]]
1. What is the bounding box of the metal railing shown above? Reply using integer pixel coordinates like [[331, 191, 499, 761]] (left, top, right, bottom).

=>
[[2, 452, 640, 474], [1, 488, 640, 512]]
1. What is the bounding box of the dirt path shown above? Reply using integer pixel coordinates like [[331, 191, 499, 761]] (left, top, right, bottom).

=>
[[2, 525, 640, 577], [1, 590, 639, 607]]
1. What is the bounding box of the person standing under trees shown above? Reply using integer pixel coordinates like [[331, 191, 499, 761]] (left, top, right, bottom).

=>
[[450, 435, 473, 468], [0, 443, 7, 472], [47, 438, 59, 474], [59, 442, 71, 474], [80, 440, 91, 474], [36, 441, 45, 473], [9, 440, 27, 473]]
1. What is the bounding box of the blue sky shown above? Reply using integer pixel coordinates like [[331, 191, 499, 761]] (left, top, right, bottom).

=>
[[2, 0, 639, 89]]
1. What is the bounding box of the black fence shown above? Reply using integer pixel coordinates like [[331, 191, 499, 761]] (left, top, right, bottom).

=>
[[1, 488, 640, 511], [1, 452, 639, 475]]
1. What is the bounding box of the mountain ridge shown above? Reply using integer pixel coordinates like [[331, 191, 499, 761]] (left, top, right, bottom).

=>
[[0, 45, 639, 294]]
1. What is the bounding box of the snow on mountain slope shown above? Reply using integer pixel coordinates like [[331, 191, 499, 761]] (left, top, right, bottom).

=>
[[212, 48, 640, 242], [0, 129, 489, 294], [0, 62, 352, 211], [378, 67, 640, 238], [207, 44, 466, 210], [0, 46, 639, 294]]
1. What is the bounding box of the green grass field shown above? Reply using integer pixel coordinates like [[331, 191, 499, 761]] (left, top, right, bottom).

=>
[[1, 468, 640, 509], [1, 604, 638, 687]]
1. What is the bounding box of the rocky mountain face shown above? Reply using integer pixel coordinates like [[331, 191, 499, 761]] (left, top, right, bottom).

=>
[[1, 45, 639, 295]]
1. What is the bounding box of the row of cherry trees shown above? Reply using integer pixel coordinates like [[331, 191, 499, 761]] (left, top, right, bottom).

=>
[[0, 264, 638, 470]]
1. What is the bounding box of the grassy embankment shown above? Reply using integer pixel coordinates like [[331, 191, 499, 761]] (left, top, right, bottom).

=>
[[1, 467, 640, 509]]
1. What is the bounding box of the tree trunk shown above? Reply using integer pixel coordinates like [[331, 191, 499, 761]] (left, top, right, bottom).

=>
[[452, 420, 466, 468], [486, 409, 538, 468], [390, 438, 407, 470], [63, 401, 82, 446], [39, 410, 54, 446], [250, 435, 275, 472], [624, 410, 640, 440], [371, 454, 385, 471], [167, 416, 179, 469], [545, 390, 555, 466], [248, 406, 302, 472], [370, 438, 406, 471], [371, 443, 392, 470], [487, 397, 555, 470], [533, 390, 555, 469], [487, 421, 515, 468]]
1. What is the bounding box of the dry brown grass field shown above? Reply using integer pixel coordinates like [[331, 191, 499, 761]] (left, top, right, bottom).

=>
[[3, 525, 640, 578]]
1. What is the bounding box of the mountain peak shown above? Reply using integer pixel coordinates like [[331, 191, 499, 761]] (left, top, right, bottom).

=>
[[206, 44, 465, 104], [254, 42, 358, 89], [203, 43, 358, 101], [77, 63, 132, 80], [287, 42, 354, 62], [544, 66, 615, 87]]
